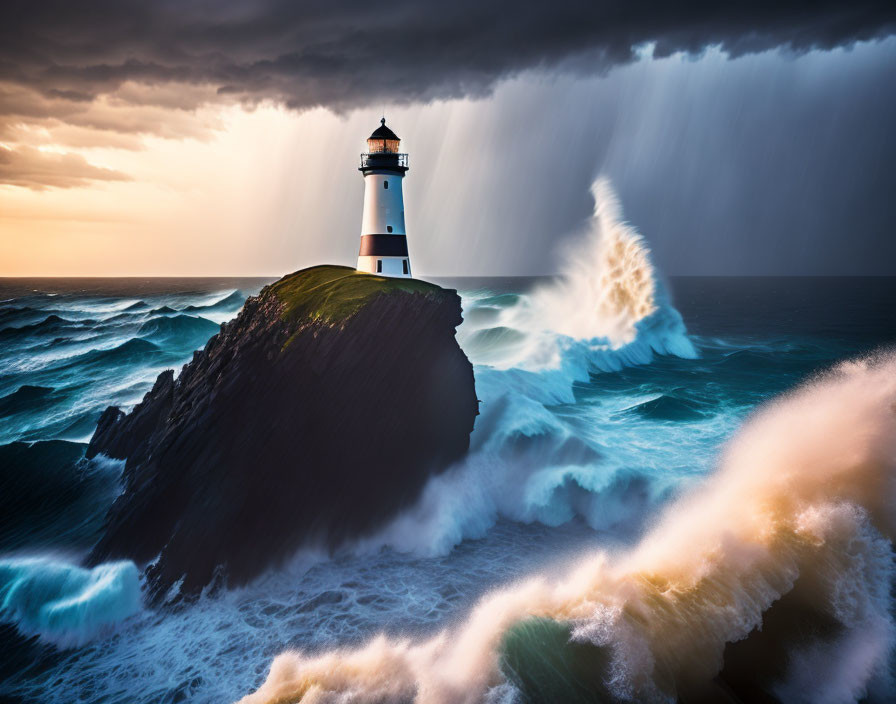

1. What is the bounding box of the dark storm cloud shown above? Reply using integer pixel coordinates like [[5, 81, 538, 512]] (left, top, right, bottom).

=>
[[0, 0, 893, 188], [1, 0, 894, 112]]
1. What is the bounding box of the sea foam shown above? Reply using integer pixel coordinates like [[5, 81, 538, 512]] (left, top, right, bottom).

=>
[[357, 179, 698, 557], [458, 177, 696, 379], [242, 352, 896, 703]]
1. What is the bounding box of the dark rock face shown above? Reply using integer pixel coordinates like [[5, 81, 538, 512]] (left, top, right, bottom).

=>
[[89, 370, 175, 462], [87, 267, 477, 599]]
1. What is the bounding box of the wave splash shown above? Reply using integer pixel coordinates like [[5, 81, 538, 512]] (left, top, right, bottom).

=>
[[460, 177, 696, 375], [0, 557, 141, 648], [242, 352, 896, 703], [359, 179, 697, 556]]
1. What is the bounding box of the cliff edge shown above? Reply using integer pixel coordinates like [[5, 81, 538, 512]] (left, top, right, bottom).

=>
[[87, 265, 478, 599]]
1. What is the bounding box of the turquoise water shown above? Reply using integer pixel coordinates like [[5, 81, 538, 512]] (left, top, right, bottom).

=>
[[1, 275, 894, 702]]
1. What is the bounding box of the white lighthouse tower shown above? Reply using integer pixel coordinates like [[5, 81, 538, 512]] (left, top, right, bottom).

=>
[[357, 118, 412, 278]]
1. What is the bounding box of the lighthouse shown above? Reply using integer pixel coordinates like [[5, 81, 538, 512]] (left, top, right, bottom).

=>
[[357, 118, 412, 278]]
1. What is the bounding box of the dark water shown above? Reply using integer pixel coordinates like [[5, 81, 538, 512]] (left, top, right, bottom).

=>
[[0, 278, 270, 446], [0, 275, 894, 703]]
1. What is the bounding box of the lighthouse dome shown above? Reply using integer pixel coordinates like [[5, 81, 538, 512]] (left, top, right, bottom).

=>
[[367, 118, 400, 153], [369, 118, 399, 141]]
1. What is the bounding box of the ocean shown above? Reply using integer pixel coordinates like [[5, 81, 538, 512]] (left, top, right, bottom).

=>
[[2, 202, 896, 702]]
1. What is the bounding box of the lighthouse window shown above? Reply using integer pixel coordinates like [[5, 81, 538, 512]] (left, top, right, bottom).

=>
[[402, 260, 409, 275], [387, 225, 393, 233], [383, 180, 389, 189], [376, 260, 383, 273]]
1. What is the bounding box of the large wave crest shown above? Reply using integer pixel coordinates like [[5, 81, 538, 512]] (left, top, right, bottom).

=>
[[242, 352, 896, 703], [0, 558, 141, 648], [358, 179, 697, 556], [459, 177, 696, 374]]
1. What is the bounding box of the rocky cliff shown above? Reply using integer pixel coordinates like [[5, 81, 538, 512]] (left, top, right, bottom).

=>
[[87, 265, 478, 599]]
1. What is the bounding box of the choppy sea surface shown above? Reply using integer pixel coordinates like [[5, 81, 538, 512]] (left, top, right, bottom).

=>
[[1, 268, 894, 702]]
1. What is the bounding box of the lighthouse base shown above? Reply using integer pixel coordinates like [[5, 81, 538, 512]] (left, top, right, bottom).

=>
[[357, 255, 412, 278]]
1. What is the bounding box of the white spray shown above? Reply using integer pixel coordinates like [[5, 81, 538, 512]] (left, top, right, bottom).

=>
[[354, 178, 698, 557], [459, 177, 696, 373], [240, 260, 896, 702]]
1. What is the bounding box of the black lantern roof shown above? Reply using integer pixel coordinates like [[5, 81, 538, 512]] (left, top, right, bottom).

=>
[[368, 117, 399, 141]]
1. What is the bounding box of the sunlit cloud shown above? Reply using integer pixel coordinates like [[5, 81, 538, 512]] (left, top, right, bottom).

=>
[[0, 1, 892, 276], [0, 144, 130, 190]]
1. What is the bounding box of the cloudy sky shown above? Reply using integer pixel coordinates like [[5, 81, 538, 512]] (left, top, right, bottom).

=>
[[1, 1, 894, 276]]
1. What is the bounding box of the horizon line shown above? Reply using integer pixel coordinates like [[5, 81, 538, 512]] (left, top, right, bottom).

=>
[[1, 273, 896, 279]]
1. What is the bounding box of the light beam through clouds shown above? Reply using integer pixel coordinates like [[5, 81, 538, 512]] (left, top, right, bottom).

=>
[[0, 0, 893, 276]]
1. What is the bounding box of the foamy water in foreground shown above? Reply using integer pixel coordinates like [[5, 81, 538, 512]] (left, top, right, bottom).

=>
[[1, 182, 894, 702], [245, 354, 896, 703]]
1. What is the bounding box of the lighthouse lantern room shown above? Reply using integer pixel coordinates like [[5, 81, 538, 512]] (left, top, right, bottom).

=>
[[357, 118, 412, 278]]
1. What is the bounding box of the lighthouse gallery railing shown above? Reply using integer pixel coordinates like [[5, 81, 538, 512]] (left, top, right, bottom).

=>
[[360, 153, 408, 170]]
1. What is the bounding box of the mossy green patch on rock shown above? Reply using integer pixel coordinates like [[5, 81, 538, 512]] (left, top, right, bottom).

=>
[[87, 261, 477, 598], [267, 265, 444, 325]]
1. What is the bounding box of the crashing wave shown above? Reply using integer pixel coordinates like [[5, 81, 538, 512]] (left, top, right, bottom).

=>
[[356, 179, 697, 556], [242, 352, 896, 703], [458, 177, 696, 378], [0, 558, 141, 648]]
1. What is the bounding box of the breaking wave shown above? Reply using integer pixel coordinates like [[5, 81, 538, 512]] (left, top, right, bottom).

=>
[[459, 178, 697, 377], [242, 352, 896, 704], [360, 179, 697, 556], [0, 558, 141, 648]]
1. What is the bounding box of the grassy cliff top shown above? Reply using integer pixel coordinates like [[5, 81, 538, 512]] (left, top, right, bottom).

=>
[[268, 265, 447, 325]]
